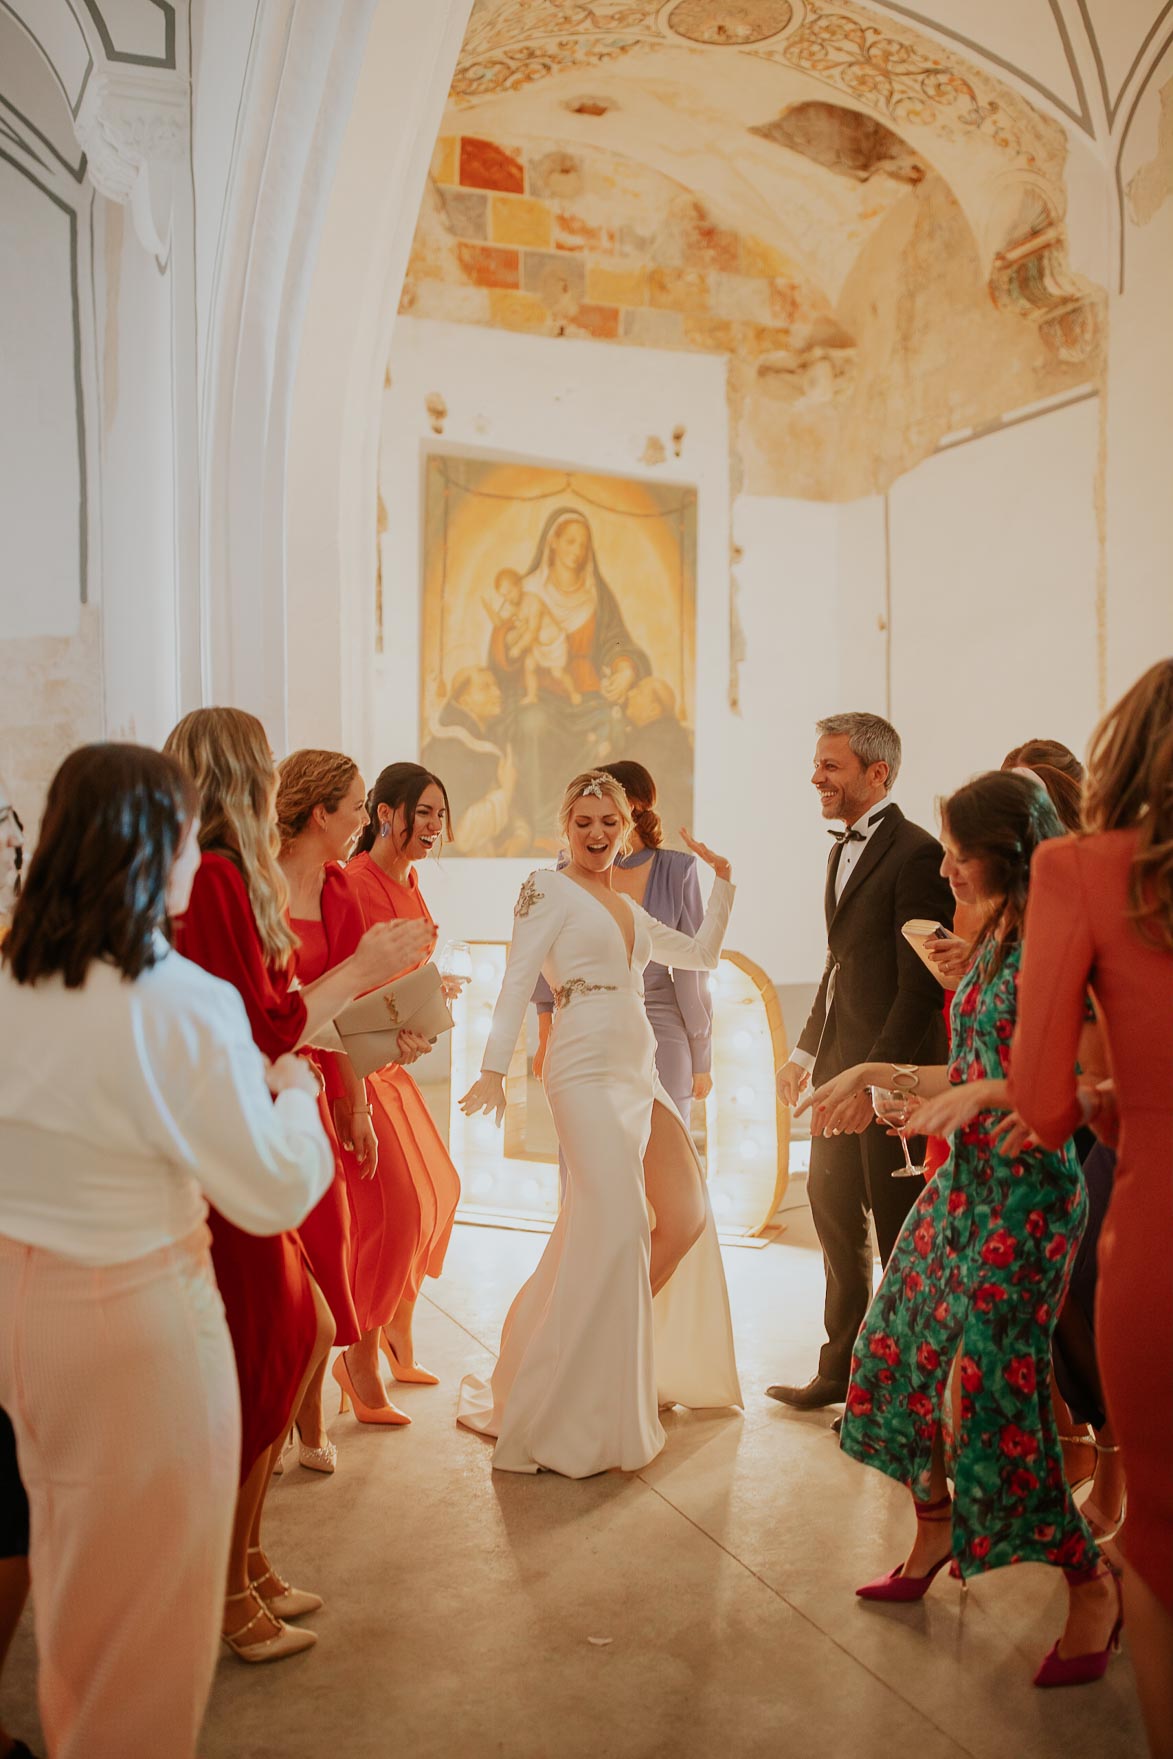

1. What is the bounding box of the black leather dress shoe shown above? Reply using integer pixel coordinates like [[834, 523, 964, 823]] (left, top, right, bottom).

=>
[[765, 1374, 849, 1409]]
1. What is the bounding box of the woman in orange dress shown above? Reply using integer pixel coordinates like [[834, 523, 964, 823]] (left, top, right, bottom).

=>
[[345, 762, 461, 1392], [1011, 661, 1173, 1759], [277, 749, 416, 1432], [166, 711, 429, 1660]]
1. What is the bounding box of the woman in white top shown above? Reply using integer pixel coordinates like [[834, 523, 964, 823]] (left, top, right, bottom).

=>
[[0, 744, 334, 1759], [457, 769, 741, 1478]]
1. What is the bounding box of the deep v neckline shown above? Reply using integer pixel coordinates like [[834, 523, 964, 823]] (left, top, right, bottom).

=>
[[557, 869, 636, 971]]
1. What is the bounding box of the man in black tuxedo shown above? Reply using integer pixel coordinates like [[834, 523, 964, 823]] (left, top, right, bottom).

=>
[[768, 713, 954, 1411]]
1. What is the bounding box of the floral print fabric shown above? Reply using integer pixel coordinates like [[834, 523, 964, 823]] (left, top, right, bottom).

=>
[[839, 940, 1098, 1579]]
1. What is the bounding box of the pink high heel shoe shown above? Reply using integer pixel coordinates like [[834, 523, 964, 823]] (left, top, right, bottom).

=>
[[1034, 1565, 1123, 1689], [856, 1493, 959, 1603]]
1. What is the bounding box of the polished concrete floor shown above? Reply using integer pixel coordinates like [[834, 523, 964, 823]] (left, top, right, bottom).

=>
[[4, 1205, 1146, 1759]]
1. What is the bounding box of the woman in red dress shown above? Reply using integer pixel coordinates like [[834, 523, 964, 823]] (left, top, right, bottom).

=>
[[166, 711, 429, 1660], [345, 763, 462, 1392], [1011, 662, 1173, 1759], [277, 749, 418, 1431]]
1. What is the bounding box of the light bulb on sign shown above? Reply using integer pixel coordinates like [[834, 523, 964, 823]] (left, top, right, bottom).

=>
[[734, 1030, 752, 1053], [736, 1085, 755, 1107]]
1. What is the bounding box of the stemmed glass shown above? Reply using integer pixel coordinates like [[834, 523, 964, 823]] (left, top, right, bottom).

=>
[[870, 1086, 927, 1179], [438, 939, 473, 999]]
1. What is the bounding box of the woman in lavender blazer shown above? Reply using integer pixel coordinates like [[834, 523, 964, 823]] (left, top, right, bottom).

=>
[[534, 760, 714, 1125]]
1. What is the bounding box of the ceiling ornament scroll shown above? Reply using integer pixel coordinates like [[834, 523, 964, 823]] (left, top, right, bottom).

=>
[[452, 0, 1062, 187], [665, 2, 793, 45], [775, 6, 1060, 174], [452, 1, 662, 100]]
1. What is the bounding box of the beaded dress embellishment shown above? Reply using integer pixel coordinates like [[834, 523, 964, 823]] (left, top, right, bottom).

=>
[[515, 876, 544, 919], [552, 978, 618, 1010]]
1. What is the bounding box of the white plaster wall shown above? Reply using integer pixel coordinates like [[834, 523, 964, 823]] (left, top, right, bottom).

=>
[[0, 157, 81, 641], [287, 0, 474, 757], [886, 397, 1102, 829], [372, 317, 843, 985], [1106, 67, 1173, 696], [94, 198, 181, 744]]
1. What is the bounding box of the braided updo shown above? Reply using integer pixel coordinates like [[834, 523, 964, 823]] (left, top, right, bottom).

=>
[[605, 760, 662, 848]]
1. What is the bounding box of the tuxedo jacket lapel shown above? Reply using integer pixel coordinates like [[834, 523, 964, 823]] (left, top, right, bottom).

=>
[[823, 842, 842, 930], [830, 806, 903, 922]]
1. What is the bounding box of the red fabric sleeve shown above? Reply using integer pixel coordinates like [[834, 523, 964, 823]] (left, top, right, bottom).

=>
[[1010, 838, 1095, 1149], [174, 852, 307, 1061], [320, 864, 364, 968]]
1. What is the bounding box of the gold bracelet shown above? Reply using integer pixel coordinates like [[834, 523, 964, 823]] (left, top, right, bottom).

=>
[[890, 1064, 920, 1092]]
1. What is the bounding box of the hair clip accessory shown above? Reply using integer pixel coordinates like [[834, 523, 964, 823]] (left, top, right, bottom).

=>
[[580, 779, 605, 799]]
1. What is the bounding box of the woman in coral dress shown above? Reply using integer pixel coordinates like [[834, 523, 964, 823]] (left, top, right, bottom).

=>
[[801, 772, 1119, 1690], [167, 710, 429, 1661], [457, 770, 741, 1479], [1011, 661, 1173, 1759], [277, 748, 424, 1432], [345, 762, 458, 1391]]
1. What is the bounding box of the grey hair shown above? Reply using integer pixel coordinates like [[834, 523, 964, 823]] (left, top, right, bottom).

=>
[[816, 712, 901, 789]]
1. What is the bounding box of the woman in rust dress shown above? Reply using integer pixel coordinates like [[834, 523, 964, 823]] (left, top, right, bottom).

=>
[[1012, 661, 1173, 1759], [277, 749, 417, 1432], [346, 763, 459, 1392], [167, 711, 428, 1660]]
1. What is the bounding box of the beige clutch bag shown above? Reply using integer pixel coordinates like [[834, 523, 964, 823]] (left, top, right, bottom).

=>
[[325, 964, 454, 1078]]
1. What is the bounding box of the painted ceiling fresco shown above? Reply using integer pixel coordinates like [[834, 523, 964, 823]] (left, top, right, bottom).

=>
[[398, 1, 1111, 497]]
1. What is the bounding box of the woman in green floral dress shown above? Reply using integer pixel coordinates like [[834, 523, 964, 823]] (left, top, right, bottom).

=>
[[799, 771, 1122, 1689]]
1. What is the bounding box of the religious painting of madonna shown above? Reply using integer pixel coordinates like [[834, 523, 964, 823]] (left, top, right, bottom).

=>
[[419, 454, 697, 860]]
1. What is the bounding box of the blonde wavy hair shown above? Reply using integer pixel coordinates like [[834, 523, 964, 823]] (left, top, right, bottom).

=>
[[276, 749, 359, 850], [558, 769, 633, 855], [163, 707, 297, 965], [1083, 658, 1173, 952]]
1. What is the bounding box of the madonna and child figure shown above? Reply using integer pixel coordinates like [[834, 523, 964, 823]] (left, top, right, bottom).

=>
[[456, 769, 742, 1477]]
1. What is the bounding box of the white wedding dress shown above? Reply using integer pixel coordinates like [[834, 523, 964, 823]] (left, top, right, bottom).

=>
[[456, 868, 742, 1476]]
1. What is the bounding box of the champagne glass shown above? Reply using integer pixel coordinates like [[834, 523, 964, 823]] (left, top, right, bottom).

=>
[[438, 939, 473, 996], [870, 1086, 926, 1179]]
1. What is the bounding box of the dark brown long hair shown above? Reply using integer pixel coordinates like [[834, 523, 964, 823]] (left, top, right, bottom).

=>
[[354, 762, 452, 856], [606, 760, 663, 849], [3, 744, 197, 987], [1083, 659, 1173, 952], [1014, 761, 1082, 833], [1002, 738, 1083, 783], [940, 770, 1065, 967]]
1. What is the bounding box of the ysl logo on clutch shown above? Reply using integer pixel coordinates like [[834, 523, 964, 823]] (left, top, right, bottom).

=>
[[382, 994, 401, 1026]]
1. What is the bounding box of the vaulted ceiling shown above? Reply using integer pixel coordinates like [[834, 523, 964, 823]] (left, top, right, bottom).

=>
[[399, 0, 1173, 496]]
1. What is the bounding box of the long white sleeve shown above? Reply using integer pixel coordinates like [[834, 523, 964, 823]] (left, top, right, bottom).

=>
[[144, 989, 334, 1236], [481, 872, 565, 1076], [633, 877, 735, 973]]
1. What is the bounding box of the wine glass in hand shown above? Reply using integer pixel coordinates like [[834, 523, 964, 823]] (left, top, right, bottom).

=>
[[870, 1086, 926, 1179], [438, 938, 473, 1003]]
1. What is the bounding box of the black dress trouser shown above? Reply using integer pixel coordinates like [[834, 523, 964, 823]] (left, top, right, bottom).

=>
[[807, 1122, 926, 1384], [0, 1406, 29, 1558]]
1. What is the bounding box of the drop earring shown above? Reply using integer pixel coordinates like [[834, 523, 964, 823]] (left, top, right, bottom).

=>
[[378, 820, 391, 840]]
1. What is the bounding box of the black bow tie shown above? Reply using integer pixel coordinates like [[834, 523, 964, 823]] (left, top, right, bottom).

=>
[[829, 827, 865, 845]]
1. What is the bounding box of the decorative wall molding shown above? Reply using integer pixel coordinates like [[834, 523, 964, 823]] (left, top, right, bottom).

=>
[[74, 64, 188, 256]]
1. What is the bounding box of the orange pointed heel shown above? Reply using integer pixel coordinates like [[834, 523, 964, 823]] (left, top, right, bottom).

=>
[[379, 1328, 439, 1386], [331, 1351, 411, 1426]]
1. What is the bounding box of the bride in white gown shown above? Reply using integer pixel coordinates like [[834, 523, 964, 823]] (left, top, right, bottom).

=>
[[456, 769, 742, 1477]]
